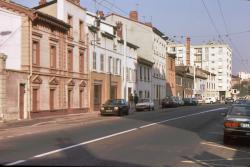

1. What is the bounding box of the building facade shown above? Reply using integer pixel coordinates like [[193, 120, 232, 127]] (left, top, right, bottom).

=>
[[0, 0, 91, 120], [106, 11, 167, 102], [175, 39, 232, 100]]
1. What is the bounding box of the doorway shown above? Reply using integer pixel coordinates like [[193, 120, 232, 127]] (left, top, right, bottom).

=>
[[94, 84, 102, 111], [19, 84, 25, 119]]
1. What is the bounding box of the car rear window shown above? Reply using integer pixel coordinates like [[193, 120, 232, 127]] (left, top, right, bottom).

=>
[[229, 106, 250, 116]]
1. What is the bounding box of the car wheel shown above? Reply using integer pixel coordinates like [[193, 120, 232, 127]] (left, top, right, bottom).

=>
[[125, 109, 129, 115], [223, 135, 231, 145], [118, 110, 122, 116]]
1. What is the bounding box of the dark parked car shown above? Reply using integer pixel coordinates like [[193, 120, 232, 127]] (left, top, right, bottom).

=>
[[183, 98, 198, 106], [234, 99, 249, 105], [225, 97, 234, 104], [223, 104, 250, 144], [162, 96, 178, 108], [100, 99, 129, 116]]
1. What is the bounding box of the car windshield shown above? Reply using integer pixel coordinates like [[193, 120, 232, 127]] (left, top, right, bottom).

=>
[[139, 99, 150, 103], [104, 99, 124, 105], [229, 106, 250, 116]]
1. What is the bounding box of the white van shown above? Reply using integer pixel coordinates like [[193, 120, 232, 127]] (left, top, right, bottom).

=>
[[205, 97, 216, 104]]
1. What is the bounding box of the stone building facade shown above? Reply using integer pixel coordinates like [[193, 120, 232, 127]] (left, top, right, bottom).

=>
[[0, 0, 89, 120]]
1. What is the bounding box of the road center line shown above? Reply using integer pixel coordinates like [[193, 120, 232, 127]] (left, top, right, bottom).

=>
[[5, 160, 26, 166], [6, 107, 227, 166]]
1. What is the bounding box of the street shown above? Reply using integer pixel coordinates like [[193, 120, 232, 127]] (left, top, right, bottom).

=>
[[1, 104, 250, 167]]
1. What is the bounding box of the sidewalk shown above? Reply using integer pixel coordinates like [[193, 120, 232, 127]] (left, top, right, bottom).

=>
[[0, 111, 100, 130]]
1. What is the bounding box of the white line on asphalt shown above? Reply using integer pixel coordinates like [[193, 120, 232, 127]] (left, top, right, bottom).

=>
[[138, 108, 227, 129], [181, 160, 245, 167], [201, 142, 237, 151], [7, 107, 227, 165], [5, 160, 26, 166], [33, 128, 138, 158]]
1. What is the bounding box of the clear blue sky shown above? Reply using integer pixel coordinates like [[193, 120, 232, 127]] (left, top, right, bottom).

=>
[[13, 0, 250, 75]]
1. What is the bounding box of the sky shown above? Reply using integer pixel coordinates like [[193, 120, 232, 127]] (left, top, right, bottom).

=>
[[12, 0, 250, 75]]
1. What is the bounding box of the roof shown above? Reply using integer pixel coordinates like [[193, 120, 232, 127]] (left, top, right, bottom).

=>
[[0, 1, 69, 31], [106, 13, 153, 29], [33, 0, 86, 11]]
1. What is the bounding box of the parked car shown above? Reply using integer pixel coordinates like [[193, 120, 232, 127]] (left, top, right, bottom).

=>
[[234, 99, 250, 105], [162, 96, 178, 108], [197, 98, 204, 105], [100, 99, 129, 116], [136, 98, 154, 111], [176, 96, 184, 106], [183, 98, 197, 106], [205, 97, 216, 104], [223, 104, 250, 144], [225, 97, 234, 104]]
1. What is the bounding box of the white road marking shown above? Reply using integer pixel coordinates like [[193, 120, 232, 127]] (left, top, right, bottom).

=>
[[201, 141, 250, 154], [7, 107, 227, 165], [181, 160, 244, 167], [201, 142, 237, 151], [5, 160, 26, 166], [34, 128, 138, 158]]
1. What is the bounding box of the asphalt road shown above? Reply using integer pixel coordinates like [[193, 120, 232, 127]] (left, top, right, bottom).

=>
[[1, 104, 250, 167]]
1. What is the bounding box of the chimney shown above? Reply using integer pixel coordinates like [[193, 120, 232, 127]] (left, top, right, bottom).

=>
[[129, 11, 138, 21], [39, 0, 46, 5], [97, 11, 105, 19], [116, 22, 123, 39], [186, 37, 191, 66]]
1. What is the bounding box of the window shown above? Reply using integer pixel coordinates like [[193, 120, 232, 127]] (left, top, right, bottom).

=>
[[93, 52, 96, 70], [140, 66, 142, 80], [100, 54, 104, 71], [113, 58, 116, 74], [79, 20, 84, 41], [147, 68, 150, 81], [67, 49, 73, 71], [68, 15, 73, 37], [116, 59, 119, 74], [144, 67, 147, 81], [79, 51, 84, 73], [50, 45, 56, 68], [32, 40, 40, 65], [108, 56, 112, 73]]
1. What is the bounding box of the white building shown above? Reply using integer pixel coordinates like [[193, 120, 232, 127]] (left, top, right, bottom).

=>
[[239, 72, 250, 80], [86, 11, 139, 110], [175, 40, 232, 100], [106, 11, 167, 102]]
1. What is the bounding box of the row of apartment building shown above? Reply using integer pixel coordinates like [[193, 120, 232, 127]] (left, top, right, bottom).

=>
[[0, 0, 232, 121], [169, 39, 232, 100], [0, 0, 176, 120]]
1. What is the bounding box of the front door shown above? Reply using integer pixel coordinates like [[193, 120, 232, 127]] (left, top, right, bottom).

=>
[[94, 84, 102, 111], [19, 84, 25, 119], [68, 90, 72, 110], [32, 88, 38, 112], [50, 89, 55, 110]]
